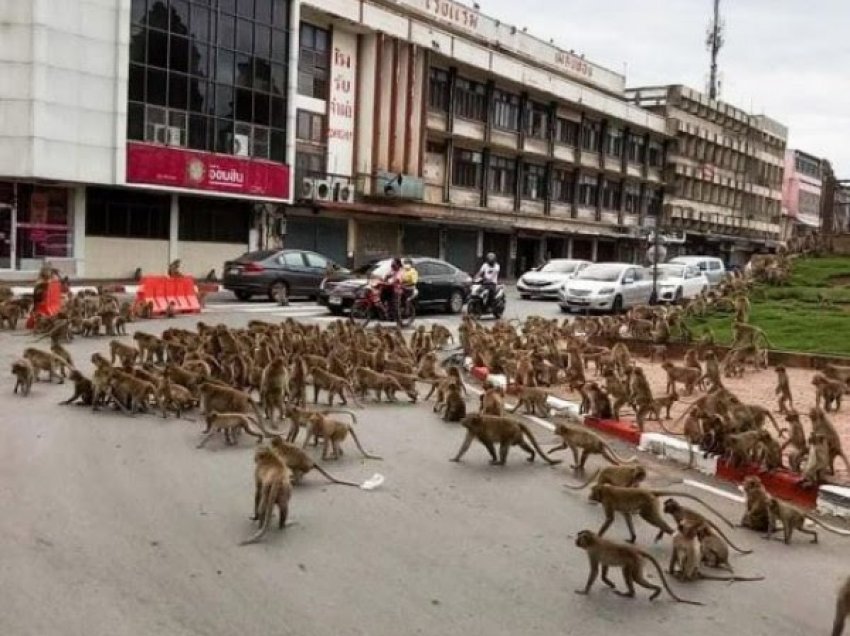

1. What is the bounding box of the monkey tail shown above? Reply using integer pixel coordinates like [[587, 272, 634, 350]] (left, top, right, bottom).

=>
[[312, 463, 361, 487], [602, 442, 637, 465], [563, 468, 600, 490], [639, 552, 704, 606], [805, 515, 850, 537], [655, 492, 737, 529], [239, 480, 280, 546], [703, 518, 753, 554], [348, 427, 382, 461], [657, 418, 686, 436], [248, 400, 274, 437], [346, 383, 365, 409], [519, 423, 562, 466], [698, 572, 764, 582]]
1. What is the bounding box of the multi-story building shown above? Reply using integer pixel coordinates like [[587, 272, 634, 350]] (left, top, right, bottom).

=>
[[626, 85, 786, 266], [781, 149, 823, 238], [284, 0, 669, 276]]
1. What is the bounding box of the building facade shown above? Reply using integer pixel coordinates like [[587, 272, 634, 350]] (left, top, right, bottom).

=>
[[627, 85, 786, 266], [781, 149, 823, 239]]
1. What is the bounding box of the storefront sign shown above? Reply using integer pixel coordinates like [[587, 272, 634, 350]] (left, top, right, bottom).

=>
[[126, 143, 290, 199], [327, 30, 358, 177]]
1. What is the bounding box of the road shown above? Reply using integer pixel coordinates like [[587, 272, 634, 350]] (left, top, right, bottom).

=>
[[0, 289, 846, 636]]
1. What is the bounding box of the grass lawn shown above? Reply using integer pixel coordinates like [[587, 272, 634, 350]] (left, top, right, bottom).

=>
[[685, 257, 850, 356]]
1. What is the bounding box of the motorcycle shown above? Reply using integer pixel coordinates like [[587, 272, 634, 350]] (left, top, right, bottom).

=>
[[349, 281, 416, 328], [466, 279, 506, 319]]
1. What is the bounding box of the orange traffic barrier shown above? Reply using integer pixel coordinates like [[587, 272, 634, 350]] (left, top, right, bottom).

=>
[[26, 280, 63, 329], [135, 275, 201, 316]]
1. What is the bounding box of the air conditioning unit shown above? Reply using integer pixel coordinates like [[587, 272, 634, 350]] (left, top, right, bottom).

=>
[[301, 178, 317, 200], [334, 181, 355, 204], [153, 124, 182, 147], [314, 179, 332, 201], [231, 134, 250, 157]]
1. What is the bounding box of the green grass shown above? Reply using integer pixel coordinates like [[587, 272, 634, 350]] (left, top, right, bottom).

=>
[[787, 257, 850, 287]]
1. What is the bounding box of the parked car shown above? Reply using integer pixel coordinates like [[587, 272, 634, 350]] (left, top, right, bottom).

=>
[[319, 257, 472, 315], [668, 256, 726, 286], [223, 249, 346, 303], [517, 259, 592, 299], [652, 263, 710, 303], [559, 263, 654, 313]]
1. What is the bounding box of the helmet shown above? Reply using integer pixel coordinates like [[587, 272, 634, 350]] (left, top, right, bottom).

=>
[[485, 252, 497, 265], [391, 258, 403, 271]]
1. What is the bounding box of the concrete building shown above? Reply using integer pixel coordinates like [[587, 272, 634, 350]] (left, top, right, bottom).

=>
[[781, 149, 823, 238], [627, 85, 786, 266], [284, 0, 669, 277]]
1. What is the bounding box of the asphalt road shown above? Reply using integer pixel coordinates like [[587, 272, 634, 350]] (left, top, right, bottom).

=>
[[0, 294, 847, 636]]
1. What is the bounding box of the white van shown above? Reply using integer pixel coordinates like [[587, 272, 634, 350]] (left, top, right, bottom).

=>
[[668, 256, 726, 286]]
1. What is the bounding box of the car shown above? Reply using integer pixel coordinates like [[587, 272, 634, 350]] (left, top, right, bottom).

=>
[[516, 259, 592, 299], [668, 256, 726, 286], [223, 249, 347, 303], [559, 263, 654, 313], [651, 263, 710, 303], [319, 257, 472, 316]]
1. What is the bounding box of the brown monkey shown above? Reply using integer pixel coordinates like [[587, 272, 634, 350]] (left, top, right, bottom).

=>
[[109, 340, 139, 367], [197, 412, 265, 448], [661, 361, 701, 396], [801, 432, 832, 487], [417, 352, 444, 380], [50, 343, 74, 378], [699, 351, 724, 391], [259, 357, 290, 423], [651, 389, 679, 420], [11, 359, 35, 396], [813, 374, 846, 412], [765, 497, 850, 544], [774, 366, 794, 415], [508, 386, 551, 417], [550, 420, 637, 469], [312, 368, 363, 407], [479, 385, 505, 416], [269, 436, 360, 487], [669, 520, 764, 583], [199, 382, 273, 436], [564, 464, 647, 491], [352, 367, 416, 403], [283, 405, 356, 444], [780, 411, 809, 473], [450, 414, 561, 466], [696, 524, 733, 572], [240, 446, 293, 546], [663, 498, 749, 553], [302, 412, 381, 461], [834, 577, 850, 636], [810, 408, 850, 474], [739, 476, 770, 532], [23, 348, 70, 384], [109, 371, 159, 415], [157, 378, 197, 419], [440, 382, 467, 422], [165, 301, 178, 318], [573, 530, 702, 606], [60, 369, 94, 406], [133, 331, 165, 364]]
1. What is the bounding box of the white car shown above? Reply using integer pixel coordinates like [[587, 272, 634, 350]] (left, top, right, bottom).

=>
[[652, 263, 710, 304], [517, 259, 592, 299], [559, 263, 654, 313], [669, 256, 726, 286]]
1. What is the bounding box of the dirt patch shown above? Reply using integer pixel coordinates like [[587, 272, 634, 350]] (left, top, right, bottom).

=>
[[826, 273, 850, 287]]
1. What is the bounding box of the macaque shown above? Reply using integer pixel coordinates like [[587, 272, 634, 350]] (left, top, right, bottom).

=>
[[774, 366, 794, 414], [11, 359, 35, 396], [450, 414, 561, 466], [240, 446, 293, 546]]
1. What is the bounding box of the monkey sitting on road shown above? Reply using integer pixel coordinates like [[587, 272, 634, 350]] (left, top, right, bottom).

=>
[[663, 498, 749, 554], [60, 369, 94, 406], [764, 497, 850, 544], [11, 359, 35, 396], [450, 414, 561, 467], [668, 519, 763, 583], [438, 382, 467, 423], [197, 412, 265, 449], [738, 476, 771, 532]]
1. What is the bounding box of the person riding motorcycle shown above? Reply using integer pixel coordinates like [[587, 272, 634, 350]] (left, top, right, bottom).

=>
[[475, 252, 500, 309], [380, 257, 404, 316]]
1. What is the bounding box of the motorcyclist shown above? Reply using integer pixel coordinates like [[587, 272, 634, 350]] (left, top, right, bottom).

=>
[[381, 257, 404, 316], [475, 252, 500, 309]]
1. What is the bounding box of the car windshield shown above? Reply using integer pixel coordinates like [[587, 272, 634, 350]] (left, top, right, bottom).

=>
[[575, 265, 624, 283], [657, 265, 685, 279], [538, 261, 578, 274]]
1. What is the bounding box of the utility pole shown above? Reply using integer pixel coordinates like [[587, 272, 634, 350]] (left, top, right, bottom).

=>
[[706, 0, 724, 100]]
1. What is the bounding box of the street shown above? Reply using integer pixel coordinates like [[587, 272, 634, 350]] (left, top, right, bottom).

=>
[[0, 289, 846, 636]]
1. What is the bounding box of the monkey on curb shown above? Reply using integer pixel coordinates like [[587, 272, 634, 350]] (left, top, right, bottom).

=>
[[738, 476, 771, 532], [450, 414, 561, 466], [573, 530, 703, 606]]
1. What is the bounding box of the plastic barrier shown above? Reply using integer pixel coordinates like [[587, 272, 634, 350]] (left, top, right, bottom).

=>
[[26, 280, 63, 329], [716, 460, 817, 509], [135, 276, 201, 316]]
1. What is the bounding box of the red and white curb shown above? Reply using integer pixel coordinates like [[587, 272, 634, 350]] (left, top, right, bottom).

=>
[[467, 365, 850, 516], [10, 283, 222, 296]]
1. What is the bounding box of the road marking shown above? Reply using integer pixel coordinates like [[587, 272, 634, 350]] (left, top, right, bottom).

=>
[[683, 478, 746, 504]]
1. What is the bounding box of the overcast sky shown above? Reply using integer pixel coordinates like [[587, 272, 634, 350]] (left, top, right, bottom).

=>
[[483, 0, 850, 175]]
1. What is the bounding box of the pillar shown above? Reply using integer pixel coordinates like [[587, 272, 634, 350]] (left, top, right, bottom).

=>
[[168, 194, 179, 265], [591, 238, 598, 262], [509, 234, 518, 278], [72, 186, 86, 278], [567, 236, 574, 259], [347, 218, 357, 268], [476, 229, 484, 258]]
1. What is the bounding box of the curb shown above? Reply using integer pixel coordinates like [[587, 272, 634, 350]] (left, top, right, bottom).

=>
[[11, 283, 221, 296], [469, 365, 849, 515]]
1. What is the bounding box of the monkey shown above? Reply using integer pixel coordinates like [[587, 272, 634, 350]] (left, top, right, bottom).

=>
[[824, 364, 850, 387], [732, 321, 773, 349], [283, 404, 356, 444], [312, 368, 363, 408], [81, 315, 102, 337], [165, 301, 178, 318], [109, 340, 139, 368], [734, 294, 751, 323], [417, 352, 444, 380], [663, 498, 750, 554], [779, 410, 809, 473], [801, 432, 833, 488], [259, 357, 290, 424], [199, 382, 273, 436], [810, 407, 850, 474], [35, 319, 73, 345], [133, 331, 165, 364], [139, 300, 154, 320], [157, 378, 197, 419], [648, 344, 668, 363], [583, 382, 614, 420], [813, 373, 846, 412], [834, 577, 850, 636], [661, 361, 701, 396], [738, 476, 771, 532], [601, 369, 630, 420], [100, 308, 119, 337], [724, 430, 765, 468], [651, 389, 679, 421], [440, 382, 467, 423], [450, 414, 561, 466], [684, 348, 702, 373], [696, 524, 733, 572], [268, 436, 360, 487], [564, 464, 647, 491], [11, 359, 35, 396], [22, 348, 70, 384], [774, 366, 794, 415], [479, 385, 505, 416], [508, 386, 551, 417], [0, 300, 21, 330], [668, 519, 763, 583], [109, 371, 159, 415], [589, 484, 735, 544], [573, 530, 702, 606], [49, 342, 73, 379], [765, 497, 850, 544], [113, 314, 128, 336], [197, 412, 265, 448], [550, 420, 637, 469], [59, 369, 95, 406], [352, 367, 416, 403], [168, 259, 182, 277], [302, 412, 381, 461], [240, 446, 293, 546]]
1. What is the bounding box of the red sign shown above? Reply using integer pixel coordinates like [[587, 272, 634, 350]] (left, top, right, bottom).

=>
[[126, 143, 290, 199]]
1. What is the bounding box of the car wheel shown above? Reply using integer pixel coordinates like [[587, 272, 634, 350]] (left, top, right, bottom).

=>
[[269, 281, 289, 305], [234, 290, 252, 302], [611, 295, 624, 314], [446, 290, 465, 314], [674, 288, 684, 304]]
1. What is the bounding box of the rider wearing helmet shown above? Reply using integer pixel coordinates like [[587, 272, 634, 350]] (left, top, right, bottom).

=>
[[476, 252, 500, 308]]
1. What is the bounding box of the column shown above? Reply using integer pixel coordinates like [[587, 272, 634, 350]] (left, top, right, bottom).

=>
[[72, 186, 86, 278], [168, 194, 179, 265], [347, 218, 357, 268], [476, 229, 484, 258], [567, 236, 574, 259], [509, 234, 518, 279], [591, 238, 598, 262]]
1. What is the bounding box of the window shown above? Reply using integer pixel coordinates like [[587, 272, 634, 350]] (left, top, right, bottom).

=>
[[428, 68, 450, 112], [488, 156, 516, 196], [522, 163, 546, 200], [647, 187, 663, 215], [581, 119, 601, 152], [295, 110, 325, 178], [628, 135, 646, 163], [623, 182, 641, 214], [601, 179, 621, 210], [556, 118, 578, 146], [648, 140, 664, 167], [526, 102, 548, 140], [128, 0, 290, 162], [178, 196, 250, 243], [298, 22, 329, 99], [15, 186, 74, 260], [606, 127, 623, 157], [281, 252, 307, 268], [795, 155, 821, 179], [552, 169, 574, 203], [86, 187, 170, 240], [419, 261, 453, 277], [578, 174, 598, 206], [452, 149, 482, 189], [454, 77, 486, 121], [296, 110, 324, 143], [304, 252, 328, 269], [492, 89, 520, 131]]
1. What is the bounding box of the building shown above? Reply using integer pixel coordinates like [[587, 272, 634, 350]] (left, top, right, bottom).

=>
[[781, 149, 823, 238], [627, 85, 786, 266], [0, 0, 296, 280], [284, 0, 669, 277]]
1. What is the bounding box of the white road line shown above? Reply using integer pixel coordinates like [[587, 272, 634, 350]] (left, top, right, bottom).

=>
[[683, 478, 746, 504]]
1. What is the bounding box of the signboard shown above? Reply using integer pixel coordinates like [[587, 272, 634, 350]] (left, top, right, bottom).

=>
[[126, 143, 290, 199], [327, 30, 358, 177]]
